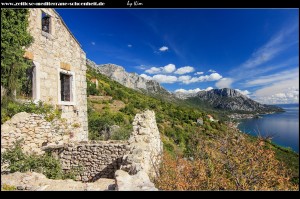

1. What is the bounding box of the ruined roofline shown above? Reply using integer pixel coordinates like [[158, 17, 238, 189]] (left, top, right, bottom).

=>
[[52, 8, 82, 48]]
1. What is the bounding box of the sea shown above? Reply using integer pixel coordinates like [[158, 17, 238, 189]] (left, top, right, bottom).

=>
[[237, 104, 299, 153]]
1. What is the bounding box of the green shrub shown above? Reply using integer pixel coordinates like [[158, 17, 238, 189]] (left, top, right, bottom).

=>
[[110, 125, 131, 140], [1, 141, 80, 180], [1, 99, 61, 124], [1, 184, 16, 191], [87, 80, 99, 96]]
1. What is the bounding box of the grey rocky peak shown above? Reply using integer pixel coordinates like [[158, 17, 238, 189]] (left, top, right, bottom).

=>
[[86, 59, 170, 96], [186, 88, 283, 113], [174, 91, 198, 100]]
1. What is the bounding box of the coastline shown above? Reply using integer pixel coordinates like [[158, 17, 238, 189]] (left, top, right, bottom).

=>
[[228, 111, 279, 120]]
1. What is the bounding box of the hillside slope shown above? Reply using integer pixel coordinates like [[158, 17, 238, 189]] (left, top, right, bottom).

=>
[[86, 63, 298, 190]]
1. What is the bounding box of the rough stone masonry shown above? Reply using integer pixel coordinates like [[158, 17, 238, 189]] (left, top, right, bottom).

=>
[[47, 110, 163, 182], [25, 8, 88, 142], [1, 110, 162, 190]]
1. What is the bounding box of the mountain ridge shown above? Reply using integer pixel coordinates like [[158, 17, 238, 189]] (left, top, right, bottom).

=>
[[86, 59, 174, 99], [184, 88, 284, 113]]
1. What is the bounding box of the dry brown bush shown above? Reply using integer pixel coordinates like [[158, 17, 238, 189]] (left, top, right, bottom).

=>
[[155, 127, 298, 191]]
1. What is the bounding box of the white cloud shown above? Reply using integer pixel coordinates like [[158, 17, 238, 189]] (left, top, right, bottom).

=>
[[254, 87, 299, 104], [174, 66, 195, 75], [128, 44, 132, 48], [208, 69, 216, 73], [159, 46, 169, 52], [194, 72, 204, 75], [215, 78, 234, 89], [163, 64, 176, 73], [178, 75, 191, 82], [175, 88, 201, 94], [175, 87, 214, 94], [152, 74, 177, 84], [252, 75, 299, 104], [205, 87, 214, 91], [179, 73, 223, 84], [91, 42, 96, 45], [145, 67, 162, 74], [140, 74, 153, 80], [145, 64, 176, 74], [235, 89, 251, 97], [207, 73, 222, 81]]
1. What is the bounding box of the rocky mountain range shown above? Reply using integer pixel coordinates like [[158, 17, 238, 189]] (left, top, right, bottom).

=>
[[86, 59, 173, 98], [87, 59, 282, 114], [184, 88, 283, 113]]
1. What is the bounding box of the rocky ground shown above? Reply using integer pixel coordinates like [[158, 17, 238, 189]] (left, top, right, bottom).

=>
[[1, 172, 116, 191], [1, 170, 158, 191]]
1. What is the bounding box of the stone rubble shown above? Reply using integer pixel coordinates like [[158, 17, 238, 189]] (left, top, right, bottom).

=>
[[114, 170, 157, 191]]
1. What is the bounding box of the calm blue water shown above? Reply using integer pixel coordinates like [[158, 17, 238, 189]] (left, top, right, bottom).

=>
[[237, 104, 299, 153]]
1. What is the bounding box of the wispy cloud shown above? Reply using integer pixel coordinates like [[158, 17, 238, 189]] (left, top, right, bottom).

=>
[[128, 44, 132, 48], [208, 69, 216, 73], [164, 35, 186, 61], [194, 72, 204, 75], [239, 24, 298, 70], [244, 67, 299, 87], [230, 23, 298, 79], [235, 56, 298, 81], [91, 42, 96, 46], [215, 78, 234, 89]]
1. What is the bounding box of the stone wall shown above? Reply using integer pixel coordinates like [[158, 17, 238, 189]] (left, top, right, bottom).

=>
[[1, 112, 72, 155], [44, 110, 163, 183], [121, 110, 163, 178], [51, 141, 129, 182], [1, 110, 163, 190], [25, 8, 88, 142]]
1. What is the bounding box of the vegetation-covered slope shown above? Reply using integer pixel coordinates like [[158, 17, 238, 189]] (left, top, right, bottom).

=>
[[86, 64, 298, 190]]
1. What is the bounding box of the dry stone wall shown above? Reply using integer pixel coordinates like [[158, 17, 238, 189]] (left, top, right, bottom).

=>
[[45, 110, 162, 183], [1, 112, 72, 155], [50, 141, 129, 182]]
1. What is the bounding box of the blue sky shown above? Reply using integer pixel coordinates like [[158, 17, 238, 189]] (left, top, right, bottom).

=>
[[56, 9, 299, 104]]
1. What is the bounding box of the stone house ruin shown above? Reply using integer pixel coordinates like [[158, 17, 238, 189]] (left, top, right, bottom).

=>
[[2, 9, 163, 190], [23, 8, 88, 142]]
